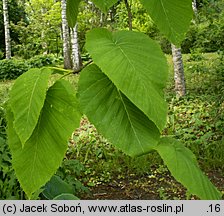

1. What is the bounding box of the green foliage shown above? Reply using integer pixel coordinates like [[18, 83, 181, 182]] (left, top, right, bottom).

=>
[[57, 159, 88, 195], [188, 49, 205, 62], [27, 55, 62, 68], [3, 52, 223, 199], [181, 0, 224, 53], [0, 104, 24, 200], [118, 1, 154, 33], [91, 0, 119, 13], [181, 25, 198, 54], [5, 0, 222, 200], [0, 55, 62, 81], [68, 119, 161, 186], [11, 0, 62, 58], [140, 0, 193, 45], [0, 50, 4, 60], [196, 0, 224, 52], [112, 2, 172, 54], [69, 120, 123, 185], [53, 193, 79, 200], [216, 51, 224, 81], [78, 64, 160, 156], [0, 0, 26, 53], [186, 51, 209, 74], [85, 28, 168, 131], [0, 59, 29, 80], [0, 105, 7, 139], [155, 137, 221, 200], [42, 175, 74, 199], [166, 53, 224, 172], [0, 137, 24, 200], [10, 68, 52, 146], [7, 71, 81, 198], [66, 0, 81, 28], [168, 96, 224, 171]]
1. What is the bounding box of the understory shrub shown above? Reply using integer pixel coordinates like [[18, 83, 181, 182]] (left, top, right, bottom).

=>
[[27, 54, 62, 68], [0, 59, 29, 80], [0, 55, 62, 80], [216, 51, 224, 80], [0, 104, 24, 199], [0, 137, 24, 199], [0, 50, 4, 60]]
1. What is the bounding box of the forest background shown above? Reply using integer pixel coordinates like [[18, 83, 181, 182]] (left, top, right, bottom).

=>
[[0, 0, 223, 200]]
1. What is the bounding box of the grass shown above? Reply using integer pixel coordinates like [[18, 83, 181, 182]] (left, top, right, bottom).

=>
[[0, 52, 223, 199]]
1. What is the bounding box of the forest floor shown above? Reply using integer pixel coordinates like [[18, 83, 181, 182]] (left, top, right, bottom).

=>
[[81, 169, 224, 200], [73, 115, 224, 200]]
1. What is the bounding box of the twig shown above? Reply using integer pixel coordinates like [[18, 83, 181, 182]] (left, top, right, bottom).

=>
[[74, 60, 93, 74], [60, 60, 93, 79]]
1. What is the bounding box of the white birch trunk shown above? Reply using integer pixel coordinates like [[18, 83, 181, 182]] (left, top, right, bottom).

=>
[[100, 12, 104, 27], [3, 0, 11, 59], [61, 0, 72, 69], [41, 8, 48, 55], [171, 44, 186, 97], [71, 24, 82, 71], [171, 0, 197, 97], [192, 0, 197, 14], [41, 31, 48, 55]]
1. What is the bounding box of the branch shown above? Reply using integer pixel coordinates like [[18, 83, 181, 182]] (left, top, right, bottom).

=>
[[60, 60, 93, 79], [124, 0, 132, 31]]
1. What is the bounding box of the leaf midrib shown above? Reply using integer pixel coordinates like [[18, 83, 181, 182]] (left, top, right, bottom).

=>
[[24, 74, 41, 138], [159, 0, 176, 39], [118, 91, 145, 153]]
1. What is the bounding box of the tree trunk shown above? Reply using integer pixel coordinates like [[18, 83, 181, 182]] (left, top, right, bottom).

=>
[[124, 0, 132, 31], [192, 0, 197, 14], [71, 24, 82, 71], [171, 44, 186, 97], [61, 0, 72, 69], [3, 0, 11, 59], [171, 0, 197, 97], [41, 7, 48, 55], [100, 12, 105, 27]]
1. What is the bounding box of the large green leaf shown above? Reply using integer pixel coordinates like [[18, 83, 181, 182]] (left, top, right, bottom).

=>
[[78, 64, 160, 157], [66, 0, 81, 28], [86, 29, 168, 131], [10, 68, 51, 147], [53, 193, 79, 200], [140, 0, 193, 45], [91, 0, 119, 13], [155, 137, 222, 200], [7, 80, 81, 198], [42, 175, 74, 200]]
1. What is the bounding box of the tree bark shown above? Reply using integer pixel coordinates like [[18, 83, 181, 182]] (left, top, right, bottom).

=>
[[41, 7, 48, 54], [171, 44, 186, 97], [171, 0, 197, 97], [192, 0, 197, 15], [100, 11, 105, 27], [124, 0, 132, 31], [61, 0, 72, 69], [3, 0, 11, 59], [71, 24, 82, 71]]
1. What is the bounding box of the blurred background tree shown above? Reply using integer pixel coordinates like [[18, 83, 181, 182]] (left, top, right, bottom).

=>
[[0, 0, 25, 59]]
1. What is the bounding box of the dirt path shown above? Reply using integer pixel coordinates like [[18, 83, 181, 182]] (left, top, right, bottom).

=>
[[81, 170, 224, 200]]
